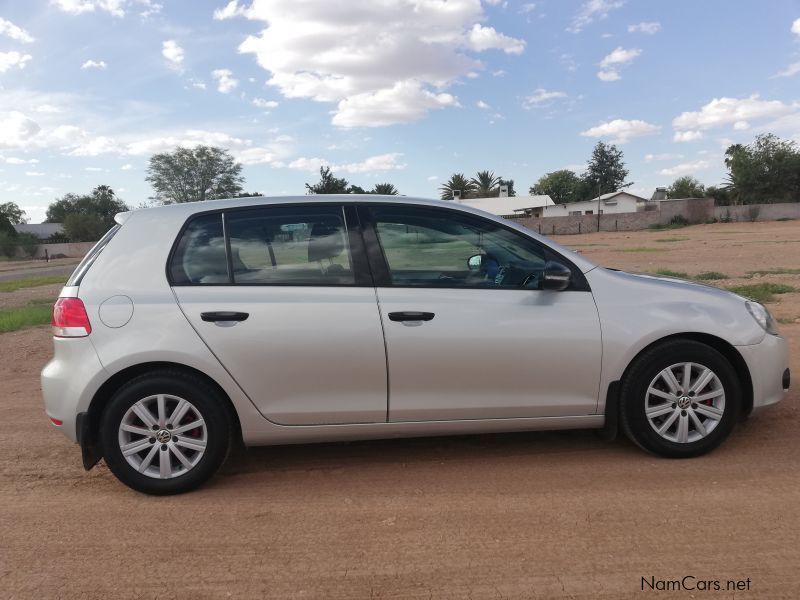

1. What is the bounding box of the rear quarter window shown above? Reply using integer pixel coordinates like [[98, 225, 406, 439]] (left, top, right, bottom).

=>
[[169, 213, 228, 284]]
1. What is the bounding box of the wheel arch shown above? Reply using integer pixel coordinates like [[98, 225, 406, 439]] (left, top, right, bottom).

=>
[[81, 361, 243, 469], [604, 332, 754, 438]]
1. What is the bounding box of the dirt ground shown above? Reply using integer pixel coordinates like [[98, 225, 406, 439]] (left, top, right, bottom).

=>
[[1, 221, 799, 599]]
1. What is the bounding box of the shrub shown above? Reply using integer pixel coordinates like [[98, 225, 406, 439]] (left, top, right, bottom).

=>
[[747, 206, 761, 222], [16, 232, 39, 258], [0, 231, 17, 258], [726, 283, 796, 303], [63, 213, 108, 242]]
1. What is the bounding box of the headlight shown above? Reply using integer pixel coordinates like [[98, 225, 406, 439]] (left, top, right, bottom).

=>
[[746, 301, 779, 335]]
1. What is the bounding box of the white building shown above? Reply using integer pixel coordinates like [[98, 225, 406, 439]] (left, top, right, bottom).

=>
[[540, 191, 649, 217], [452, 184, 555, 217]]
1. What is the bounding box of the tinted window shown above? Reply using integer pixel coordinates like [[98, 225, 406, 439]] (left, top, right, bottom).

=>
[[227, 206, 354, 285], [371, 206, 546, 289], [170, 214, 228, 284]]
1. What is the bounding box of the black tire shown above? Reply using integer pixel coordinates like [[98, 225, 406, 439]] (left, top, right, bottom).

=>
[[101, 370, 232, 495], [620, 340, 741, 458]]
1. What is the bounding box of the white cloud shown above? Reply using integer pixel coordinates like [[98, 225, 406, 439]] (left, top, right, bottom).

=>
[[51, 0, 126, 17], [792, 18, 800, 36], [597, 69, 621, 82], [520, 3, 536, 14], [162, 40, 184, 67], [600, 46, 641, 67], [125, 129, 249, 155], [673, 130, 704, 142], [0, 51, 32, 73], [467, 24, 525, 54], [523, 88, 567, 108], [568, 0, 625, 33], [773, 62, 800, 78], [121, 163, 133, 170], [213, 0, 247, 20], [25, 171, 45, 176], [580, 118, 660, 143], [331, 81, 458, 128], [644, 153, 684, 162], [733, 120, 750, 130], [35, 104, 62, 114], [252, 98, 279, 109], [0, 18, 35, 43], [672, 95, 798, 131], [0, 112, 42, 147], [84, 166, 104, 172], [3, 156, 39, 164], [69, 136, 118, 156], [212, 69, 238, 93], [476, 100, 491, 110], [235, 0, 524, 126], [628, 22, 660, 34], [596, 46, 640, 81], [492, 69, 506, 77], [659, 160, 710, 177], [427, 175, 439, 181], [81, 59, 107, 70], [288, 152, 406, 174]]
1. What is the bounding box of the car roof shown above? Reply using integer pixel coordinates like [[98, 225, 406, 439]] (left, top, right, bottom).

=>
[[117, 194, 597, 273]]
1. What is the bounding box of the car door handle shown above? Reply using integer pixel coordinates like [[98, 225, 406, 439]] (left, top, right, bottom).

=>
[[200, 311, 249, 322], [388, 311, 435, 322]]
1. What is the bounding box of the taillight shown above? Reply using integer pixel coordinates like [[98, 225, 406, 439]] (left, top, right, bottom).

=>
[[52, 297, 92, 337]]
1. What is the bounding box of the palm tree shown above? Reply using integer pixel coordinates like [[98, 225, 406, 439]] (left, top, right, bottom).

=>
[[470, 170, 502, 197], [371, 183, 398, 195], [439, 173, 476, 200]]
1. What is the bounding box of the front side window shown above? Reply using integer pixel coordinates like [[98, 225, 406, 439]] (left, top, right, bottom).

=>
[[370, 206, 546, 289], [226, 206, 354, 285]]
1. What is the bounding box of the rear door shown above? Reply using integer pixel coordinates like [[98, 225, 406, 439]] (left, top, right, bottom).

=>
[[170, 204, 388, 425]]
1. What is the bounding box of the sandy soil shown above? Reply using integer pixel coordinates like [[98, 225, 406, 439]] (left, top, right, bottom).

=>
[[1, 221, 799, 599]]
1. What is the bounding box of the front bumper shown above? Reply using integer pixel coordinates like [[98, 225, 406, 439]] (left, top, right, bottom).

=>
[[736, 333, 790, 415]]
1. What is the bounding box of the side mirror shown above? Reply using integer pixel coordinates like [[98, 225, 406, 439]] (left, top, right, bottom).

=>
[[467, 254, 483, 271], [543, 260, 571, 291]]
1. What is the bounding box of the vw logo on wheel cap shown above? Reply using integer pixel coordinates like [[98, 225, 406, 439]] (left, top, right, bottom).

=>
[[155, 429, 172, 443]]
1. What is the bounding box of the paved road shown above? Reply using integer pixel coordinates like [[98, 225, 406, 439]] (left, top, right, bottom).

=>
[[1, 326, 798, 599], [0, 260, 79, 282]]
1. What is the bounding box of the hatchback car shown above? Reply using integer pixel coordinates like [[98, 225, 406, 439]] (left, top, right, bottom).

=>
[[42, 196, 790, 494]]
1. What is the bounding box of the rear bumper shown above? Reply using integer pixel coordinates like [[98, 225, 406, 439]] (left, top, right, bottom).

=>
[[41, 337, 108, 443], [736, 334, 790, 415]]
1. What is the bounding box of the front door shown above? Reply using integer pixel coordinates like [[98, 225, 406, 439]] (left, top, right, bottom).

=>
[[171, 204, 387, 425], [362, 204, 602, 422]]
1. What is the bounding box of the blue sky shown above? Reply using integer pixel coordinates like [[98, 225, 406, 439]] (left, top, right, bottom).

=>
[[1, 0, 800, 223]]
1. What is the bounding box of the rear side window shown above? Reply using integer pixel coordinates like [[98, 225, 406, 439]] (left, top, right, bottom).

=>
[[66, 224, 121, 287], [169, 205, 355, 286], [227, 206, 354, 285], [169, 214, 228, 284]]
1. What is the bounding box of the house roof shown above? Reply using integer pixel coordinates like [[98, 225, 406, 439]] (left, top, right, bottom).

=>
[[587, 190, 648, 203], [453, 195, 554, 216], [13, 223, 64, 238]]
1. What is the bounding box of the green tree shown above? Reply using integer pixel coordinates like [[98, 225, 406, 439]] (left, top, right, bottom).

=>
[[63, 213, 108, 242], [667, 176, 705, 199], [146, 145, 245, 203], [705, 185, 733, 206], [347, 184, 368, 194], [234, 191, 264, 198], [371, 183, 398, 195], [470, 170, 502, 197], [530, 170, 584, 204], [583, 141, 632, 198], [45, 185, 129, 229], [0, 202, 26, 225], [723, 134, 800, 204], [440, 173, 476, 200], [305, 166, 350, 194]]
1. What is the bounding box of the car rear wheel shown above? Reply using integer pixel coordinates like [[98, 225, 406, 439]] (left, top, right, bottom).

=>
[[101, 370, 232, 495], [620, 340, 741, 458]]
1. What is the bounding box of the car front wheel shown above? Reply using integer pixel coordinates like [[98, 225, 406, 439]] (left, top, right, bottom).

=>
[[620, 340, 741, 458], [101, 370, 232, 495]]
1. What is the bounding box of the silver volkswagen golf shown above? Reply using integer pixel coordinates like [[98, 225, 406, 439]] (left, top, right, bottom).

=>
[[42, 196, 790, 494]]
